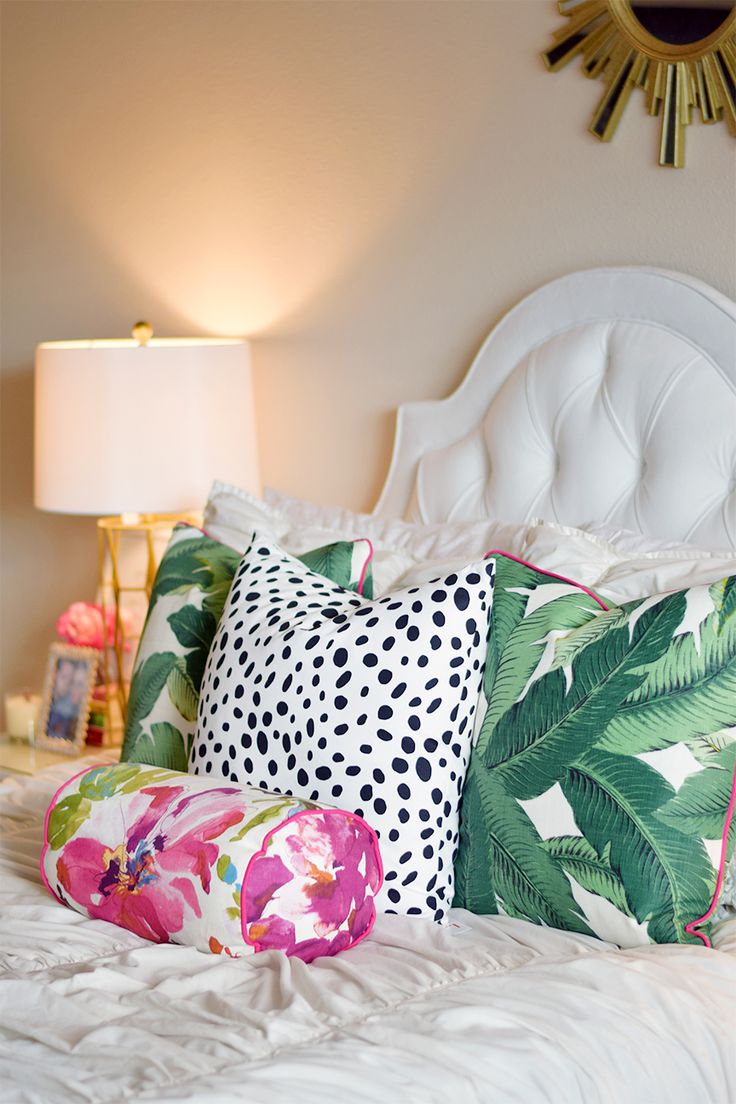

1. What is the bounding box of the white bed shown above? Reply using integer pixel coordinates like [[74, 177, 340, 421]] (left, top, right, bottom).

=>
[[2, 267, 736, 1103]]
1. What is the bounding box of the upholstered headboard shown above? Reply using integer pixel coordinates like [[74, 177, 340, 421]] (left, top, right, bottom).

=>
[[375, 267, 736, 549]]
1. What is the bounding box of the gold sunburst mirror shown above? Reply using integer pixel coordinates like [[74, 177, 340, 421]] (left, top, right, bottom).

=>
[[543, 0, 736, 166]]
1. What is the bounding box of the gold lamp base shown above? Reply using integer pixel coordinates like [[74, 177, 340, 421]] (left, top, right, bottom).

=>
[[96, 512, 200, 744]]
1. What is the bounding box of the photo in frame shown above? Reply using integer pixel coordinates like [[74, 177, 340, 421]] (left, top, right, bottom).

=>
[[37, 643, 99, 754]]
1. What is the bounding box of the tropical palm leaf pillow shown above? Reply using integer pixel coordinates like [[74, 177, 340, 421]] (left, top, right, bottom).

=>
[[120, 524, 374, 772], [454, 552, 736, 948]]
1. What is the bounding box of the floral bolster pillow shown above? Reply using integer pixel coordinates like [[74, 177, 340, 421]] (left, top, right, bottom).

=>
[[455, 553, 736, 948], [41, 762, 383, 962], [120, 523, 374, 772]]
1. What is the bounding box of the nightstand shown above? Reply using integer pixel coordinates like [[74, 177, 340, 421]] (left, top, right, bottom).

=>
[[0, 735, 84, 779]]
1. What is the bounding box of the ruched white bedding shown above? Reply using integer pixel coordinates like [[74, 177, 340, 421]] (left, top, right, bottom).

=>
[[1, 755, 735, 1104]]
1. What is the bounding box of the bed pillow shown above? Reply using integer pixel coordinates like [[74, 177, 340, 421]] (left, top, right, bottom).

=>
[[121, 524, 374, 771], [455, 552, 736, 947], [203, 483, 413, 593], [191, 535, 495, 921], [41, 762, 382, 961], [522, 519, 736, 606], [204, 481, 532, 593], [570, 520, 735, 555]]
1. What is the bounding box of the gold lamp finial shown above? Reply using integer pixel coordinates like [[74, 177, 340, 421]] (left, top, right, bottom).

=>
[[132, 321, 154, 346]]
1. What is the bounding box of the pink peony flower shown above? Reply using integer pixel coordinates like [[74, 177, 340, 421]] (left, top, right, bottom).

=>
[[243, 811, 381, 961], [286, 815, 337, 875], [55, 783, 246, 943], [56, 601, 136, 650], [56, 602, 106, 649]]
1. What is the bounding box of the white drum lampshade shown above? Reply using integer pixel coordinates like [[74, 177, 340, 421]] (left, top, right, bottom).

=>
[[34, 331, 260, 746], [34, 336, 259, 516]]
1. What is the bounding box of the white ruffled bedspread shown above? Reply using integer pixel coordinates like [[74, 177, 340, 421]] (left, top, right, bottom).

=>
[[1, 757, 735, 1104]]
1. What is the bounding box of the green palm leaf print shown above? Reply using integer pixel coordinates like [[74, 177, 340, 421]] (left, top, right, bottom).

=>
[[485, 596, 684, 800], [600, 603, 736, 754], [300, 542, 355, 586], [299, 540, 373, 596], [549, 607, 630, 672], [562, 749, 715, 943], [720, 576, 736, 625], [541, 836, 631, 915], [657, 741, 736, 839], [453, 762, 498, 915], [459, 765, 593, 935], [127, 723, 189, 772], [480, 555, 607, 749], [166, 659, 199, 723]]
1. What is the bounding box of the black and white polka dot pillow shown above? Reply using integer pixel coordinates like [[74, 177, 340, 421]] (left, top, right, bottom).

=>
[[190, 537, 494, 921]]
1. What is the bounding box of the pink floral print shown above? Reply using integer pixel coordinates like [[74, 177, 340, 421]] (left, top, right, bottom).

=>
[[244, 810, 383, 962], [55, 783, 246, 941]]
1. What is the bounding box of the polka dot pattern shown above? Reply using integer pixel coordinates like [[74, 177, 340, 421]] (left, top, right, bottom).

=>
[[191, 538, 494, 921]]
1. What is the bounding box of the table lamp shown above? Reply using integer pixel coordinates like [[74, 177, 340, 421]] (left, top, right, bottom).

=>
[[34, 325, 259, 741]]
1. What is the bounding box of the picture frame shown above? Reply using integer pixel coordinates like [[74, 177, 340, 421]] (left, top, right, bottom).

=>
[[37, 642, 99, 754]]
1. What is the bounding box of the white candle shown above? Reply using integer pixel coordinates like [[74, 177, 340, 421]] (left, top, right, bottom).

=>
[[4, 692, 41, 741]]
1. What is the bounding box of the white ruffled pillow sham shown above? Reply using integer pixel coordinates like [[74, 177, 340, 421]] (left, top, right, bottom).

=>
[[204, 482, 532, 593], [523, 518, 736, 606], [261, 488, 736, 597]]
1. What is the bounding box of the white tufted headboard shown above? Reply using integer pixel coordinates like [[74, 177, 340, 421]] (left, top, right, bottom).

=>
[[374, 267, 736, 549]]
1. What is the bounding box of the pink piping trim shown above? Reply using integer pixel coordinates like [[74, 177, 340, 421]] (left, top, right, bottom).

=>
[[684, 760, 736, 948], [356, 538, 374, 597], [483, 549, 610, 611], [241, 807, 384, 955], [39, 763, 107, 902]]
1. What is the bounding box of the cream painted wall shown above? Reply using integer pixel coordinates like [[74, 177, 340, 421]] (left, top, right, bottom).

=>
[[1, 0, 735, 704]]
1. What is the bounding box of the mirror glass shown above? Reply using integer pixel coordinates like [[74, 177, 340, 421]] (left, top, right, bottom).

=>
[[630, 2, 735, 46]]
